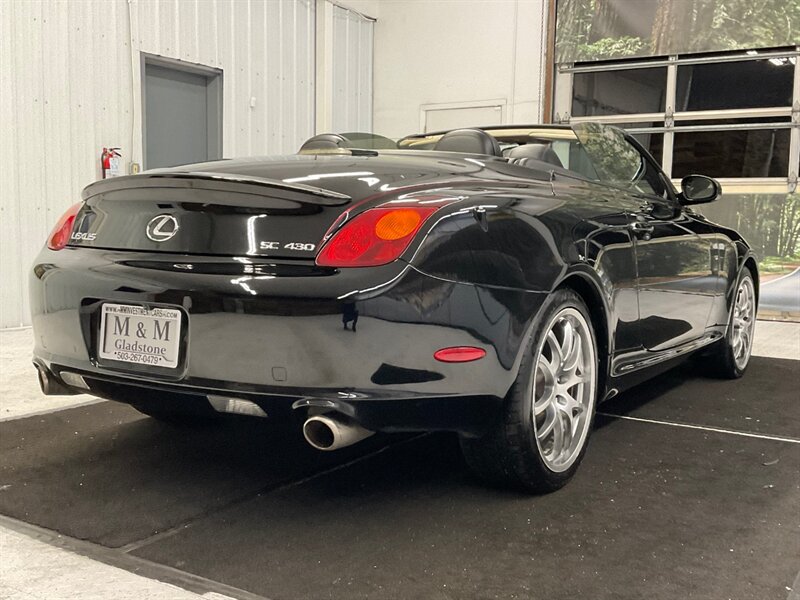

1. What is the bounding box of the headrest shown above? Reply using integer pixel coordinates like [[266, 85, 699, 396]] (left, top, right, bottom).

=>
[[298, 133, 348, 153], [433, 129, 502, 156], [507, 143, 564, 168]]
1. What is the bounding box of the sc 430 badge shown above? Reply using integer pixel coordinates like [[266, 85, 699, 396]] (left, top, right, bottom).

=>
[[260, 241, 316, 252]]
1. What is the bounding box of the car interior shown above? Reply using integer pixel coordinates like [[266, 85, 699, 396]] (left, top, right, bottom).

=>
[[298, 126, 683, 200], [300, 127, 575, 174]]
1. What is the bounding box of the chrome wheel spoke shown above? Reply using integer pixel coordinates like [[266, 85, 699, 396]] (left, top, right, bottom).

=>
[[740, 328, 750, 356], [546, 330, 563, 364], [730, 276, 756, 370], [534, 396, 553, 416], [550, 410, 565, 452], [562, 329, 582, 373], [533, 357, 557, 416], [534, 387, 555, 416], [537, 409, 557, 440], [530, 307, 597, 473], [561, 391, 584, 417], [560, 320, 574, 363], [563, 372, 588, 388], [539, 355, 557, 380]]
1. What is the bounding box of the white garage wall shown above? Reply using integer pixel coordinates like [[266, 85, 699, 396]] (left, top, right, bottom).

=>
[[330, 5, 374, 132], [1, 0, 547, 329], [371, 0, 548, 139], [0, 0, 335, 329]]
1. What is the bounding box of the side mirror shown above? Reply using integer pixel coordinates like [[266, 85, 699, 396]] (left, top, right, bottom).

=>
[[679, 174, 721, 205]]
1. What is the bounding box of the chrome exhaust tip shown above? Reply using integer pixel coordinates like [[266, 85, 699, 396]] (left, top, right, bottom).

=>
[[34, 364, 79, 396], [302, 414, 374, 451]]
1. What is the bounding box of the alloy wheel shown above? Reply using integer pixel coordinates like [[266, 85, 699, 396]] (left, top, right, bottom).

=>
[[531, 308, 596, 473], [731, 276, 756, 370]]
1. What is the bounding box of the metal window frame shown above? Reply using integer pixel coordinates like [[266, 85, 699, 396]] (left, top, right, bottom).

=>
[[553, 46, 800, 192], [790, 51, 800, 191], [626, 122, 793, 134], [558, 48, 799, 74], [569, 113, 665, 125]]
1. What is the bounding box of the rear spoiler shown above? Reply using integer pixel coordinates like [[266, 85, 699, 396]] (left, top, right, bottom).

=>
[[81, 171, 351, 206]]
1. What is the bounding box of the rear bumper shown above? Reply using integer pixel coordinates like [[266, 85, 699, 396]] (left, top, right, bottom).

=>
[[34, 362, 503, 435], [30, 247, 546, 434]]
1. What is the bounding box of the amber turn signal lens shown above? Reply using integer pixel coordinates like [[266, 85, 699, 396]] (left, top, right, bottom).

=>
[[374, 209, 423, 240], [316, 206, 438, 268]]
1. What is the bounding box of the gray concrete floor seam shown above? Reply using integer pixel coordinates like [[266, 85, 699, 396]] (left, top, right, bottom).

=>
[[596, 412, 800, 443], [597, 357, 799, 439], [116, 433, 429, 556], [0, 514, 270, 600], [0, 401, 418, 548]]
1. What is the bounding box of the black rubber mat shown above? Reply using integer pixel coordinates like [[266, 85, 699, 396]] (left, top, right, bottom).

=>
[[133, 424, 798, 600], [0, 402, 390, 547], [1, 357, 798, 599], [601, 356, 800, 438]]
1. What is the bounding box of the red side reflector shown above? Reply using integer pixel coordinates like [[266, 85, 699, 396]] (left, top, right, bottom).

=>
[[434, 346, 486, 363]]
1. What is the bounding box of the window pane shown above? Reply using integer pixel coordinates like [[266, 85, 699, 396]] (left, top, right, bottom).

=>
[[589, 122, 665, 163], [697, 192, 800, 320], [572, 122, 666, 197], [572, 67, 667, 117], [672, 128, 790, 178], [676, 58, 794, 111], [573, 123, 642, 182], [549, 140, 600, 180]]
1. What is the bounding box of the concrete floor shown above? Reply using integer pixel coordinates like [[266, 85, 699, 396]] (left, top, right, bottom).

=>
[[0, 323, 798, 599], [0, 329, 97, 422], [0, 528, 210, 600]]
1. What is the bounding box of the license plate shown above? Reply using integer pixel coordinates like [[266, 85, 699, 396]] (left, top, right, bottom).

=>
[[98, 304, 182, 369]]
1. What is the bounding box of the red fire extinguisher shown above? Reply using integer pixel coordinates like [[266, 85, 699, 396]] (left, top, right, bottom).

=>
[[101, 147, 122, 178]]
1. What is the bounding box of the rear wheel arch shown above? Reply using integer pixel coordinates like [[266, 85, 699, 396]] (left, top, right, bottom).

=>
[[500, 270, 612, 402], [556, 273, 611, 392], [743, 256, 759, 302]]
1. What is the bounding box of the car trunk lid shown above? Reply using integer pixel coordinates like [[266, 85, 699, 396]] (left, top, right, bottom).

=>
[[68, 172, 352, 259]]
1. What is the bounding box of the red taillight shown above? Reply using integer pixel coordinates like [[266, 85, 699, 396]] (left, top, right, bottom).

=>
[[316, 206, 439, 267], [47, 203, 82, 250], [434, 347, 487, 363]]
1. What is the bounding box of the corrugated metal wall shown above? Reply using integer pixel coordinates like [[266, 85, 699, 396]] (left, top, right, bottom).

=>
[[0, 0, 319, 328], [331, 5, 373, 132]]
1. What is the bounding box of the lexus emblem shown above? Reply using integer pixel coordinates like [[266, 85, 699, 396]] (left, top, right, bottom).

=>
[[146, 215, 179, 242]]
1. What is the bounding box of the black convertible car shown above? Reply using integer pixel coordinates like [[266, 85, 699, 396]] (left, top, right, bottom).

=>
[[31, 123, 758, 492]]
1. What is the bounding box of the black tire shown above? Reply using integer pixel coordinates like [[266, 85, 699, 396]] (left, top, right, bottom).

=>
[[460, 288, 599, 493], [705, 269, 756, 379]]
